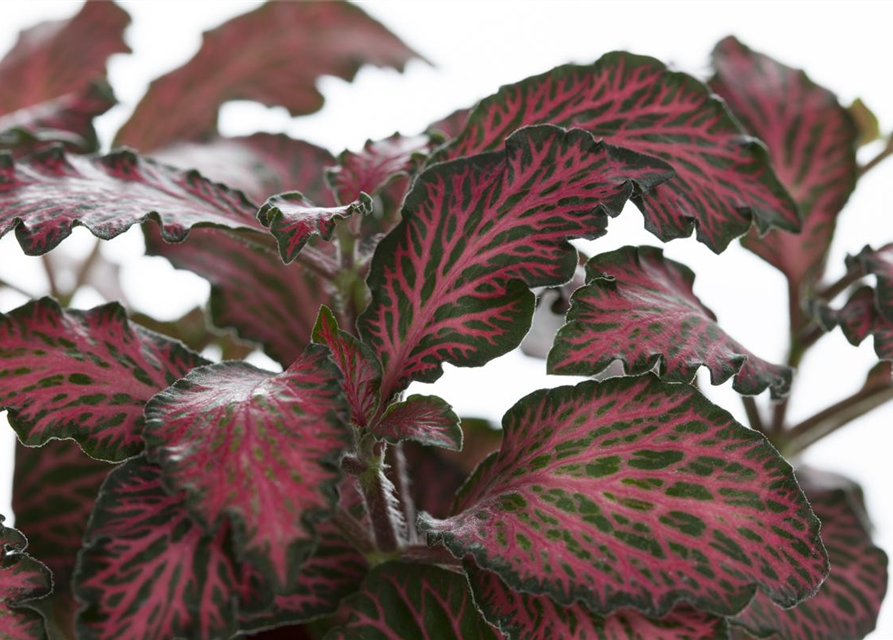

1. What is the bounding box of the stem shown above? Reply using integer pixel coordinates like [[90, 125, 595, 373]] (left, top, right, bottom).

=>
[[401, 545, 460, 567], [0, 277, 32, 298], [74, 240, 103, 291], [358, 440, 402, 553], [388, 443, 417, 544], [859, 137, 893, 177], [772, 281, 806, 433], [815, 266, 862, 303], [332, 508, 375, 555], [41, 254, 61, 300], [741, 396, 765, 433]]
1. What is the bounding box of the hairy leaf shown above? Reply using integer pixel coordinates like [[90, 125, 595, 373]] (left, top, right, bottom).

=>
[[824, 286, 893, 359], [115, 1, 420, 150], [0, 0, 129, 115], [0, 146, 261, 256], [258, 191, 373, 264], [325, 562, 502, 640], [143, 344, 349, 592], [0, 297, 207, 460], [0, 515, 52, 640], [422, 376, 827, 616], [312, 306, 381, 427], [734, 469, 888, 640], [848, 244, 893, 322], [548, 246, 792, 398], [469, 566, 730, 640], [0, 81, 116, 157], [437, 53, 799, 252], [374, 395, 462, 450], [74, 457, 242, 640], [711, 37, 858, 286], [359, 125, 673, 400], [12, 440, 112, 588], [151, 133, 336, 205]]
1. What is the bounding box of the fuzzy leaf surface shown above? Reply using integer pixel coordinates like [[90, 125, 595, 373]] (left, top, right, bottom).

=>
[[0, 515, 52, 640], [115, 1, 420, 150], [74, 457, 242, 640], [848, 244, 893, 322], [258, 191, 373, 263], [374, 395, 462, 450], [0, 298, 207, 460], [0, 0, 129, 115], [144, 344, 349, 591], [711, 37, 858, 286], [325, 562, 503, 640], [359, 125, 673, 400], [437, 53, 799, 252], [12, 440, 112, 589], [548, 246, 792, 398], [422, 376, 827, 616], [469, 566, 729, 640], [734, 470, 888, 640], [0, 146, 261, 256]]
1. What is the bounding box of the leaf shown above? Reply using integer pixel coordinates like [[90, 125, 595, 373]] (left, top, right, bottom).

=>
[[238, 520, 368, 634], [258, 191, 373, 264], [74, 457, 243, 640], [436, 53, 799, 252], [520, 265, 585, 360], [733, 469, 888, 640], [359, 125, 673, 401], [325, 562, 503, 640], [710, 37, 858, 287], [143, 344, 350, 592], [823, 286, 893, 359], [0, 297, 207, 461], [151, 133, 336, 205], [375, 395, 462, 451], [547, 246, 792, 398], [0, 146, 262, 256], [312, 306, 381, 427], [0, 81, 116, 157], [115, 1, 421, 151], [0, 0, 130, 115], [468, 566, 730, 640], [12, 440, 112, 589], [0, 515, 52, 640], [848, 98, 881, 148], [421, 376, 828, 617], [847, 244, 893, 322], [427, 108, 471, 140]]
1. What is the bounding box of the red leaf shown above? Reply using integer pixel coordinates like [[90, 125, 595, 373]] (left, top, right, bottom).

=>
[[734, 469, 888, 640], [375, 395, 462, 451], [359, 125, 673, 401], [0, 0, 130, 116], [824, 286, 893, 360], [548, 246, 792, 398], [0, 515, 52, 640], [422, 376, 828, 616], [143, 344, 350, 591], [848, 244, 893, 322], [0, 298, 206, 461], [469, 566, 729, 640], [711, 37, 858, 286], [115, 1, 421, 151], [438, 53, 799, 252]]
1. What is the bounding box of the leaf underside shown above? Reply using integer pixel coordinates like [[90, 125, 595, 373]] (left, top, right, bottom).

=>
[[0, 515, 53, 640], [548, 245, 792, 399], [825, 286, 893, 360], [848, 244, 893, 322], [422, 376, 827, 617]]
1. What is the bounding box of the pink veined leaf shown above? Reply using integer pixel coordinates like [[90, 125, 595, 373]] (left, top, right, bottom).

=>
[[848, 244, 893, 322], [436, 52, 799, 253], [710, 37, 858, 287], [12, 440, 113, 589], [0, 515, 52, 640], [143, 344, 350, 592], [0, 145, 262, 256], [237, 519, 368, 634], [151, 133, 337, 206], [74, 457, 244, 640], [326, 133, 432, 205], [0, 297, 207, 461], [257, 191, 373, 264], [359, 124, 674, 402], [468, 565, 729, 640], [374, 395, 462, 451], [547, 246, 792, 398], [421, 376, 828, 617], [822, 286, 893, 360], [734, 469, 888, 640], [325, 562, 503, 640], [312, 306, 382, 427], [115, 1, 422, 151], [0, 81, 117, 157], [0, 0, 130, 116]]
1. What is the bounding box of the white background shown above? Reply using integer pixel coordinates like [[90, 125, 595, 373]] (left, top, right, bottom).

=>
[[2, 1, 893, 636]]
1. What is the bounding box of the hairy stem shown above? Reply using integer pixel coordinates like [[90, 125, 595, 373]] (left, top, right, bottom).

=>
[[358, 439, 402, 553], [332, 507, 375, 555], [388, 443, 418, 544]]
